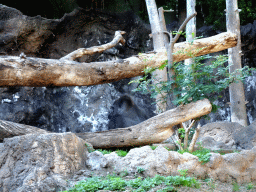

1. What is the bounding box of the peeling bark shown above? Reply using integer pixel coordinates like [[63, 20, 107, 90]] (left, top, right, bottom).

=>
[[0, 32, 237, 87]]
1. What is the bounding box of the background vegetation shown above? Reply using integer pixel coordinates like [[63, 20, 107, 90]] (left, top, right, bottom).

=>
[[1, 0, 256, 28]]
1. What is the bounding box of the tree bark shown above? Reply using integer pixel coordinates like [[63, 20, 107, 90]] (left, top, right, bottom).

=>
[[77, 98, 212, 148], [145, 0, 168, 113], [0, 120, 49, 142], [0, 99, 212, 148], [226, 0, 247, 126], [0, 32, 237, 87]]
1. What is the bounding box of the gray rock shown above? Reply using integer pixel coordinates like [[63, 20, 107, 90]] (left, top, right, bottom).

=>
[[198, 121, 256, 150], [197, 121, 244, 150], [0, 133, 88, 192]]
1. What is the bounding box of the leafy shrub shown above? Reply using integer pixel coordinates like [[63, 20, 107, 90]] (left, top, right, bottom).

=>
[[130, 54, 254, 112]]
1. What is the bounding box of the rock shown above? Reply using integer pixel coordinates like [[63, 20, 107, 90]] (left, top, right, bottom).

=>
[[197, 121, 245, 150], [81, 145, 256, 184], [0, 132, 88, 192], [0, 5, 155, 134], [86, 151, 109, 170], [233, 119, 256, 149], [197, 121, 256, 150]]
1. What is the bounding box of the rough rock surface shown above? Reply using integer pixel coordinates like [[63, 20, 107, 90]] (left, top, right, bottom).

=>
[[85, 145, 256, 184], [1, 133, 256, 191], [0, 4, 155, 133], [197, 121, 256, 150], [0, 133, 89, 192]]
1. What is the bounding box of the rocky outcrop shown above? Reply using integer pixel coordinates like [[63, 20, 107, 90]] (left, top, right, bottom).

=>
[[0, 4, 155, 133], [1, 133, 256, 191], [0, 133, 89, 192], [86, 145, 256, 184]]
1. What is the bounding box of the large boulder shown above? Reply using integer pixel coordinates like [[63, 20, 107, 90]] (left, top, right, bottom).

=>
[[197, 121, 256, 150], [0, 132, 89, 192]]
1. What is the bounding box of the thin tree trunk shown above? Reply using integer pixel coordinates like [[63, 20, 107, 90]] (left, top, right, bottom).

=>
[[226, 0, 247, 126], [145, 0, 168, 113], [0, 32, 237, 87], [185, 0, 196, 66]]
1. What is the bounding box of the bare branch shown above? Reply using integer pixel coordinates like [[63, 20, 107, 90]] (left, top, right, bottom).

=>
[[60, 31, 126, 61], [172, 12, 197, 45]]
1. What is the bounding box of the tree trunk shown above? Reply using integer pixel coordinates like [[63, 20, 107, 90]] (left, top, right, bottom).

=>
[[185, 0, 196, 66], [145, 0, 168, 113], [0, 99, 212, 148], [226, 0, 247, 126], [0, 32, 237, 87]]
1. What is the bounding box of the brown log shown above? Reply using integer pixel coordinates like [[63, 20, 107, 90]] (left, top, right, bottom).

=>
[[0, 99, 212, 148], [0, 120, 49, 142], [0, 32, 237, 87], [77, 98, 212, 148]]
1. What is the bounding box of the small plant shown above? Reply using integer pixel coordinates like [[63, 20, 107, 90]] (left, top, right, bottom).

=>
[[164, 146, 171, 151], [246, 183, 255, 190], [119, 169, 129, 177], [178, 169, 188, 177], [157, 186, 177, 192], [96, 149, 128, 157], [206, 178, 216, 191], [85, 143, 94, 153], [137, 167, 145, 174], [150, 145, 157, 150], [232, 182, 240, 191], [116, 149, 128, 157], [97, 149, 113, 155]]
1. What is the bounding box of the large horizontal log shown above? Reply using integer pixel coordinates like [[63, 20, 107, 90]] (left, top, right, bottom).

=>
[[77, 99, 212, 148], [0, 99, 212, 148], [0, 32, 237, 87]]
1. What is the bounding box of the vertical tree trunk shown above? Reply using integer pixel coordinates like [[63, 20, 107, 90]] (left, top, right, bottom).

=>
[[226, 0, 247, 126], [185, 0, 196, 66], [145, 0, 168, 113]]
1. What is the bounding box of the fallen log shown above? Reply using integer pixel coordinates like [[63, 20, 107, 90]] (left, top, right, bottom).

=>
[[77, 98, 212, 148], [0, 120, 49, 142], [0, 32, 237, 87], [0, 99, 212, 148]]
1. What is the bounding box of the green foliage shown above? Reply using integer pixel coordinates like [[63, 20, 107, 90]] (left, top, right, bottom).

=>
[[85, 143, 95, 153], [116, 149, 128, 157], [119, 169, 129, 177], [156, 186, 177, 192], [178, 169, 188, 177], [130, 54, 254, 112], [96, 149, 128, 157], [178, 128, 185, 139], [178, 144, 211, 165], [137, 167, 145, 174], [150, 145, 157, 150], [63, 174, 200, 192], [232, 182, 240, 191], [246, 183, 255, 190], [96, 149, 113, 155]]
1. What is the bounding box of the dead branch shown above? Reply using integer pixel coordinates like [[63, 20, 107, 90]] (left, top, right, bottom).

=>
[[60, 31, 126, 61]]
